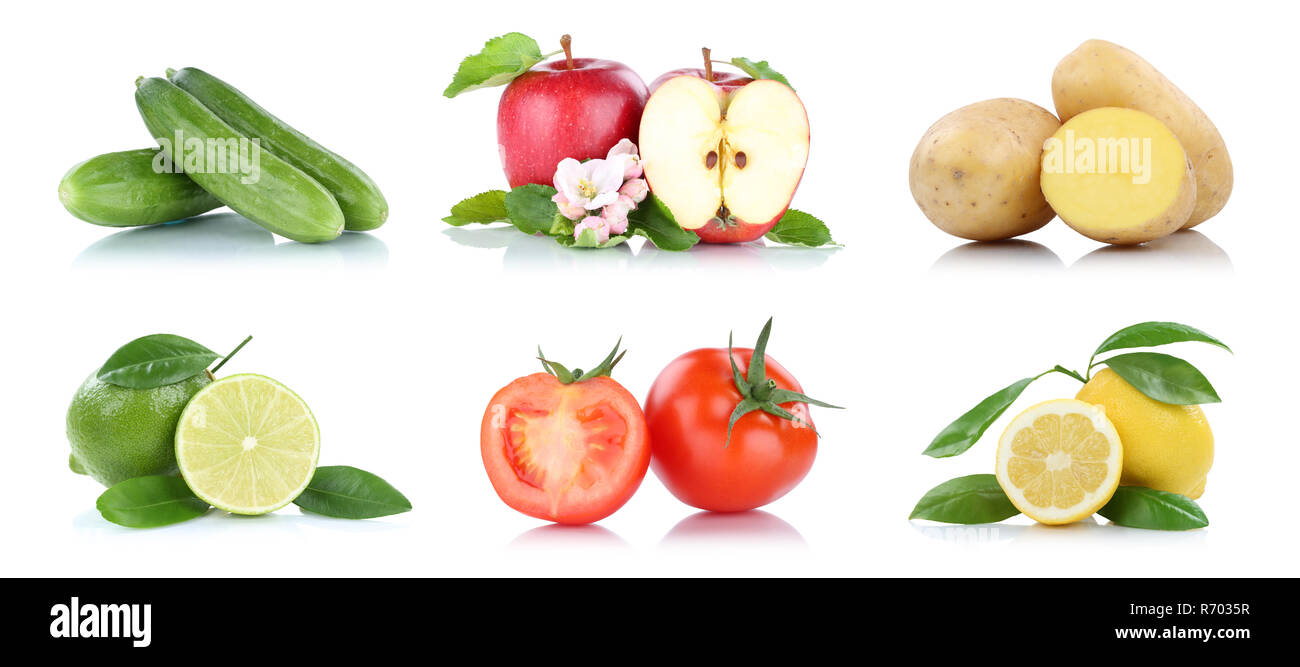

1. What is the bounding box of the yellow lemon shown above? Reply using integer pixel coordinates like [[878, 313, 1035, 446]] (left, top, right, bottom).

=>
[[1076, 368, 1213, 499], [995, 399, 1123, 525]]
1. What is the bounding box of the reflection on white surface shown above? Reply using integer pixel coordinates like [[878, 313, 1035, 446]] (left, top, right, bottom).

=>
[[911, 516, 1209, 547], [660, 510, 806, 548], [1071, 230, 1232, 274], [72, 506, 403, 535], [73, 212, 389, 269], [931, 240, 1064, 273], [911, 520, 1021, 544], [444, 226, 838, 273], [509, 523, 630, 550]]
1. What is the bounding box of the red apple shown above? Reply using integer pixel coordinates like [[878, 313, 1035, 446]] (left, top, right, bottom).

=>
[[640, 49, 809, 244], [496, 35, 648, 188]]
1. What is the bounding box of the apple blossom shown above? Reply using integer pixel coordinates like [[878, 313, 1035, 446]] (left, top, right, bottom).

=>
[[607, 139, 644, 179], [553, 157, 624, 211], [574, 215, 611, 244], [602, 195, 636, 235], [619, 178, 648, 203], [551, 192, 587, 221]]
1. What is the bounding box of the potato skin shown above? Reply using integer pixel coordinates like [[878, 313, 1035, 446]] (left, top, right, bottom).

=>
[[910, 98, 1061, 241], [1052, 40, 1232, 228]]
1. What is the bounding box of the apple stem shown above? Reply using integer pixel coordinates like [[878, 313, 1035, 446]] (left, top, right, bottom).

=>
[[702, 47, 713, 81], [561, 34, 574, 70]]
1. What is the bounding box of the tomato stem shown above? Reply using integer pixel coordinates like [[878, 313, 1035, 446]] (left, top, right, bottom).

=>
[[724, 318, 842, 448], [539, 337, 625, 384]]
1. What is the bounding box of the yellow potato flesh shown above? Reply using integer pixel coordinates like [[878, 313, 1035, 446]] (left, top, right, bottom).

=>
[[1040, 107, 1194, 245]]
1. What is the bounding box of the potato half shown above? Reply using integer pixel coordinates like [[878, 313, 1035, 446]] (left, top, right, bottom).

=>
[[1053, 40, 1232, 228], [1040, 107, 1195, 245], [910, 98, 1061, 241]]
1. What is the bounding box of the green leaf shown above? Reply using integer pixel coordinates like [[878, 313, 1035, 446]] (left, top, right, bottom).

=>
[[293, 466, 413, 519], [96, 476, 209, 528], [504, 184, 560, 235], [909, 474, 1020, 524], [1102, 352, 1221, 404], [923, 376, 1038, 458], [444, 190, 509, 226], [97, 334, 218, 389], [764, 209, 839, 247], [1098, 486, 1208, 530], [548, 213, 577, 237], [444, 33, 545, 98], [555, 229, 629, 249], [627, 195, 700, 251], [730, 57, 793, 90], [1094, 322, 1231, 356]]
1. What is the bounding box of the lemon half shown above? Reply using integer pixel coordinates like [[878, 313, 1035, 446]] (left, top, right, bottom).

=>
[[995, 399, 1122, 525], [175, 374, 319, 515]]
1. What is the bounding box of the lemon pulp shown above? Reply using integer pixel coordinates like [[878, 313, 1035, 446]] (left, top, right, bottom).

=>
[[996, 399, 1122, 525]]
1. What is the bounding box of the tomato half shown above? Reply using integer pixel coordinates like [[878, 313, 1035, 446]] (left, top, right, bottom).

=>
[[481, 373, 650, 524], [644, 347, 818, 512]]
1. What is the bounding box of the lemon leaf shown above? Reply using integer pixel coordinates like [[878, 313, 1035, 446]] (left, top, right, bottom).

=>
[[910, 474, 1020, 524], [1099, 486, 1208, 530], [923, 376, 1038, 457], [1102, 352, 1221, 405], [1094, 322, 1231, 356]]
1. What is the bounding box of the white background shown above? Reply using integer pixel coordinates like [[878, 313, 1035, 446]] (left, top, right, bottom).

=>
[[1, 0, 1295, 577]]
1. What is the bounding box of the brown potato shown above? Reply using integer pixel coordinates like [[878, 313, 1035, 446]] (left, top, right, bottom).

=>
[[910, 98, 1061, 241]]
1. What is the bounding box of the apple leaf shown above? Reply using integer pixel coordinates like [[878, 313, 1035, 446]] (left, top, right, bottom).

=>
[[443, 190, 509, 226], [627, 195, 700, 251], [731, 57, 793, 90], [557, 229, 629, 249], [765, 210, 839, 247], [444, 33, 545, 98], [503, 184, 560, 235]]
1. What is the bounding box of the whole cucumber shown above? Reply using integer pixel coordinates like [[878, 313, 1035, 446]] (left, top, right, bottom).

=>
[[59, 148, 222, 227], [168, 67, 389, 231], [134, 77, 344, 244]]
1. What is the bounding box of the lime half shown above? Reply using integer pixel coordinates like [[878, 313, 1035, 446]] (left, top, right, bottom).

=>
[[176, 374, 319, 515]]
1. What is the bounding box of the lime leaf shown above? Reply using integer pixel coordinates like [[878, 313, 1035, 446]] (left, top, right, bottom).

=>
[[1102, 352, 1220, 405], [1094, 322, 1231, 356], [923, 376, 1039, 458], [97, 476, 210, 528], [910, 474, 1020, 524], [1098, 486, 1208, 530], [444, 33, 545, 98], [628, 195, 700, 251], [444, 190, 509, 226], [293, 466, 412, 519], [504, 184, 560, 235], [730, 57, 793, 90], [97, 334, 218, 389], [765, 209, 839, 247]]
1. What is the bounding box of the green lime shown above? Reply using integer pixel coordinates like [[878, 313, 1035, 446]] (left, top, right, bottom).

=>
[[175, 374, 319, 515], [66, 371, 212, 487]]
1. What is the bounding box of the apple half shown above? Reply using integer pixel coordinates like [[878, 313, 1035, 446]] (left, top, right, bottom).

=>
[[639, 77, 809, 243]]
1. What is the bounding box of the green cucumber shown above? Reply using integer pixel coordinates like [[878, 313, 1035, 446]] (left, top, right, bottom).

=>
[[168, 67, 389, 231], [58, 148, 222, 227], [134, 76, 344, 244]]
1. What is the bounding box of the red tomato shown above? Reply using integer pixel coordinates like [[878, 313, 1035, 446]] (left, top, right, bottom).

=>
[[645, 347, 819, 512], [481, 373, 650, 524]]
